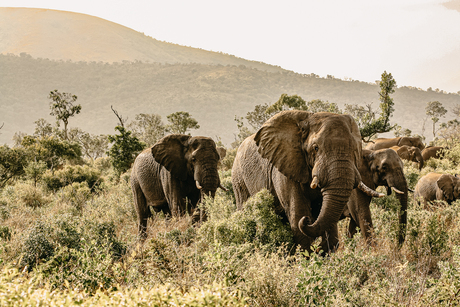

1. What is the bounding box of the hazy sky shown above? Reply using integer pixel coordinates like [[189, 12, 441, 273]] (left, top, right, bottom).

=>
[[2, 0, 460, 92]]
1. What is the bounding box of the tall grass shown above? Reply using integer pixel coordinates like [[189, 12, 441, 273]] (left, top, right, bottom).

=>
[[1, 155, 460, 306]]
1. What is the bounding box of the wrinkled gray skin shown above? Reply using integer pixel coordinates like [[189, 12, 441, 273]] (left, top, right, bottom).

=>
[[414, 172, 460, 208], [131, 134, 221, 239], [390, 145, 424, 170], [341, 149, 408, 245], [421, 146, 445, 162], [366, 136, 425, 151], [232, 110, 365, 253]]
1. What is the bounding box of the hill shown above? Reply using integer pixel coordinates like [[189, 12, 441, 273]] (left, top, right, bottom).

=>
[[0, 7, 285, 73], [1, 54, 460, 146]]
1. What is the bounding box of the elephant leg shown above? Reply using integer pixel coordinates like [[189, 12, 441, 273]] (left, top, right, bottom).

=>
[[347, 218, 358, 238], [132, 180, 152, 240], [357, 208, 374, 244]]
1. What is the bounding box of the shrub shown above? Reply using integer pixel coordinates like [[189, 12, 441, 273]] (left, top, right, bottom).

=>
[[15, 182, 50, 209], [198, 189, 294, 250], [57, 182, 92, 212], [20, 221, 55, 270], [0, 225, 11, 241], [42, 164, 103, 192]]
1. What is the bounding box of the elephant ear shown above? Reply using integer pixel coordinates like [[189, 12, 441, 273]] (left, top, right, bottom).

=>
[[437, 174, 454, 201], [254, 110, 311, 183], [151, 134, 191, 181]]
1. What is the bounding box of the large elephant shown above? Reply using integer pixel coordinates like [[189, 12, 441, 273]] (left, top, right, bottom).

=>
[[390, 145, 424, 170], [421, 146, 445, 161], [365, 136, 425, 151], [414, 172, 460, 207], [341, 149, 408, 245], [231, 110, 382, 253], [131, 134, 224, 239]]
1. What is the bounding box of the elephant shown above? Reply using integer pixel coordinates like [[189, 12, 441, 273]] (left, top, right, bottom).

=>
[[414, 172, 460, 208], [131, 134, 225, 239], [390, 145, 424, 170], [231, 110, 383, 253], [421, 146, 445, 161], [341, 149, 408, 245], [365, 136, 425, 151]]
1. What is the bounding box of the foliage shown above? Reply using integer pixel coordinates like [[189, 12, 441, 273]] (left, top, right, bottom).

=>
[[166, 111, 200, 135], [78, 132, 109, 160], [425, 100, 448, 138], [356, 71, 397, 141], [128, 113, 167, 147], [21, 135, 83, 170], [107, 125, 145, 176], [0, 145, 29, 187], [41, 164, 103, 192], [24, 160, 47, 187], [48, 89, 82, 140], [198, 189, 294, 250]]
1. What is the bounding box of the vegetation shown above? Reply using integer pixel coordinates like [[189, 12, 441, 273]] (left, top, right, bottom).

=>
[[2, 54, 460, 146], [48, 90, 82, 140], [3, 54, 460, 304]]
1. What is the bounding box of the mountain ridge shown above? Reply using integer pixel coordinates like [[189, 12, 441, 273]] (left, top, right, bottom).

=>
[[0, 7, 286, 73]]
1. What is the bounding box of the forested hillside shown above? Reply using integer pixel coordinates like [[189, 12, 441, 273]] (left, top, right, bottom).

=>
[[1, 53, 460, 146]]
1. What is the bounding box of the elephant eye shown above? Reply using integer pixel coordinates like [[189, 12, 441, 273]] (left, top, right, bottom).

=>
[[313, 145, 319, 152]]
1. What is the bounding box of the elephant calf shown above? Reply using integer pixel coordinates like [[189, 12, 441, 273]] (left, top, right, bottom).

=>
[[131, 134, 224, 239], [341, 149, 408, 245], [414, 172, 460, 208], [390, 145, 424, 170]]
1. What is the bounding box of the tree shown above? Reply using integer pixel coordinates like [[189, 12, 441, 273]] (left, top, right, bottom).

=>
[[107, 107, 145, 176], [48, 90, 82, 140], [107, 126, 145, 176], [425, 101, 447, 138], [166, 111, 200, 134], [78, 133, 109, 160], [128, 113, 167, 147], [348, 71, 397, 142], [0, 145, 29, 187], [33, 118, 53, 138], [21, 135, 83, 170]]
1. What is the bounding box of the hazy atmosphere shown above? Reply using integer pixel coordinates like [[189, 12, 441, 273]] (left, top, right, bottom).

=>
[[3, 0, 460, 93]]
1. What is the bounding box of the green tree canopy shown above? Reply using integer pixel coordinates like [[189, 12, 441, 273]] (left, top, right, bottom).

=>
[[107, 126, 145, 176], [128, 113, 167, 147], [48, 90, 82, 140], [166, 111, 200, 135], [425, 101, 447, 138]]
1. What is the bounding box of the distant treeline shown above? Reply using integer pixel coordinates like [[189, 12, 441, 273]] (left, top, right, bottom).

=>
[[1, 53, 460, 145]]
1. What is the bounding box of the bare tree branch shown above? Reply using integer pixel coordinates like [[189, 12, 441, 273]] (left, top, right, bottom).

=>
[[111, 105, 127, 127]]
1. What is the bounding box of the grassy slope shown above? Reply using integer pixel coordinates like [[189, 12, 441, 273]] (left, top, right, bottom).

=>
[[1, 54, 460, 146]]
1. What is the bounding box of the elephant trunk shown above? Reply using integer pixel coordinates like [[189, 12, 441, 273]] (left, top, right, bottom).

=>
[[300, 160, 357, 238], [299, 191, 352, 238], [194, 163, 219, 197], [387, 172, 408, 245], [416, 152, 424, 170]]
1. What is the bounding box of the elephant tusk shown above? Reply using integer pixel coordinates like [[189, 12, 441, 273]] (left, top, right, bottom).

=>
[[358, 181, 385, 198], [219, 183, 228, 192], [310, 176, 319, 189], [196, 181, 202, 189], [391, 187, 405, 194]]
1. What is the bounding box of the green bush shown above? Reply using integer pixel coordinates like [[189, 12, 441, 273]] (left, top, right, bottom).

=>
[[57, 182, 92, 212], [199, 189, 294, 250], [42, 164, 103, 192], [20, 221, 55, 270]]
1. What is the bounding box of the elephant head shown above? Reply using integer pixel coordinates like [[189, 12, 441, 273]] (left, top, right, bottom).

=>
[[436, 174, 460, 204], [392, 145, 424, 170], [364, 148, 408, 244], [398, 136, 425, 151], [151, 134, 221, 197], [254, 111, 378, 239]]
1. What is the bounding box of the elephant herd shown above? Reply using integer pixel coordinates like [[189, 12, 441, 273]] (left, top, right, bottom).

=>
[[130, 110, 455, 254]]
